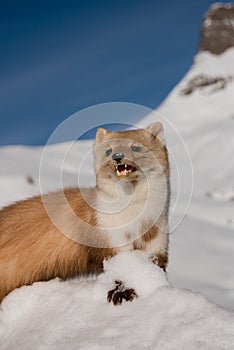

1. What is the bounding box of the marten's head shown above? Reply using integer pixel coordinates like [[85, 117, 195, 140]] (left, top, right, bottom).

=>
[[93, 122, 169, 189]]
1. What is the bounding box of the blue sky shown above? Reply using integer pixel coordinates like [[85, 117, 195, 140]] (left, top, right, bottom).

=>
[[0, 0, 228, 145]]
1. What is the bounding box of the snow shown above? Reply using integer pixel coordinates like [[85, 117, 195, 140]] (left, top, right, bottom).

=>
[[1, 48, 234, 347], [0, 252, 234, 350], [95, 251, 169, 299], [139, 50, 234, 311]]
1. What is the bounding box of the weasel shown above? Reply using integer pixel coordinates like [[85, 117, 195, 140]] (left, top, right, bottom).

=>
[[0, 122, 170, 304]]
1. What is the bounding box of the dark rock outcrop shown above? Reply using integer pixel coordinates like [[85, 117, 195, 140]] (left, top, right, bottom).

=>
[[180, 74, 233, 95], [199, 3, 234, 55]]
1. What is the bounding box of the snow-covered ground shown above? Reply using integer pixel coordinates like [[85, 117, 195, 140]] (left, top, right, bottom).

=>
[[0, 48, 234, 348], [0, 251, 234, 350]]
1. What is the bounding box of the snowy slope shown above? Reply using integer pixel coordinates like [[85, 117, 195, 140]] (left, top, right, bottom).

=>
[[1, 13, 234, 350], [139, 48, 234, 310]]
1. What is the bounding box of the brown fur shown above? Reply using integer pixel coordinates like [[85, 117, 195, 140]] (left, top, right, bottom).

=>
[[0, 190, 114, 302], [142, 226, 159, 243], [0, 122, 170, 302]]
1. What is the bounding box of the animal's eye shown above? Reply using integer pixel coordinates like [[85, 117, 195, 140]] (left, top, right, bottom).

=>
[[131, 145, 142, 152], [105, 148, 112, 156]]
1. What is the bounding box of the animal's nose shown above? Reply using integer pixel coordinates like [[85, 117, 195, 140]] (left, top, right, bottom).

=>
[[112, 152, 125, 162]]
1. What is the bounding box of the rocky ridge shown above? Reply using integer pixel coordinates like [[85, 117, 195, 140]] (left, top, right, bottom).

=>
[[199, 3, 234, 54]]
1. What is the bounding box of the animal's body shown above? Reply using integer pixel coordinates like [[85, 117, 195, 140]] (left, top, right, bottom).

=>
[[0, 122, 170, 303]]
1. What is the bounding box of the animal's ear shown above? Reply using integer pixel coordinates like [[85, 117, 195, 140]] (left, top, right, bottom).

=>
[[95, 127, 109, 144], [147, 122, 164, 142]]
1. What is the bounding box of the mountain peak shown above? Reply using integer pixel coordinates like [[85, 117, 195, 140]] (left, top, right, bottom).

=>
[[199, 3, 234, 55]]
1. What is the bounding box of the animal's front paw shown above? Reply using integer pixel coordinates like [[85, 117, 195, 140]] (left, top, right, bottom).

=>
[[107, 280, 138, 305]]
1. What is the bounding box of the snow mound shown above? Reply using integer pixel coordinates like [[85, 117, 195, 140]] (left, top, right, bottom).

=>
[[0, 251, 233, 350], [95, 251, 169, 300]]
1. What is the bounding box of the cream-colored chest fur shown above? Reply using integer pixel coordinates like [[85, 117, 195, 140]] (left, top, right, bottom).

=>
[[97, 173, 168, 253]]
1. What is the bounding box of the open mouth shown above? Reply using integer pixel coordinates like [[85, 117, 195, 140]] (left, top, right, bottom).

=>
[[116, 163, 136, 177]]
